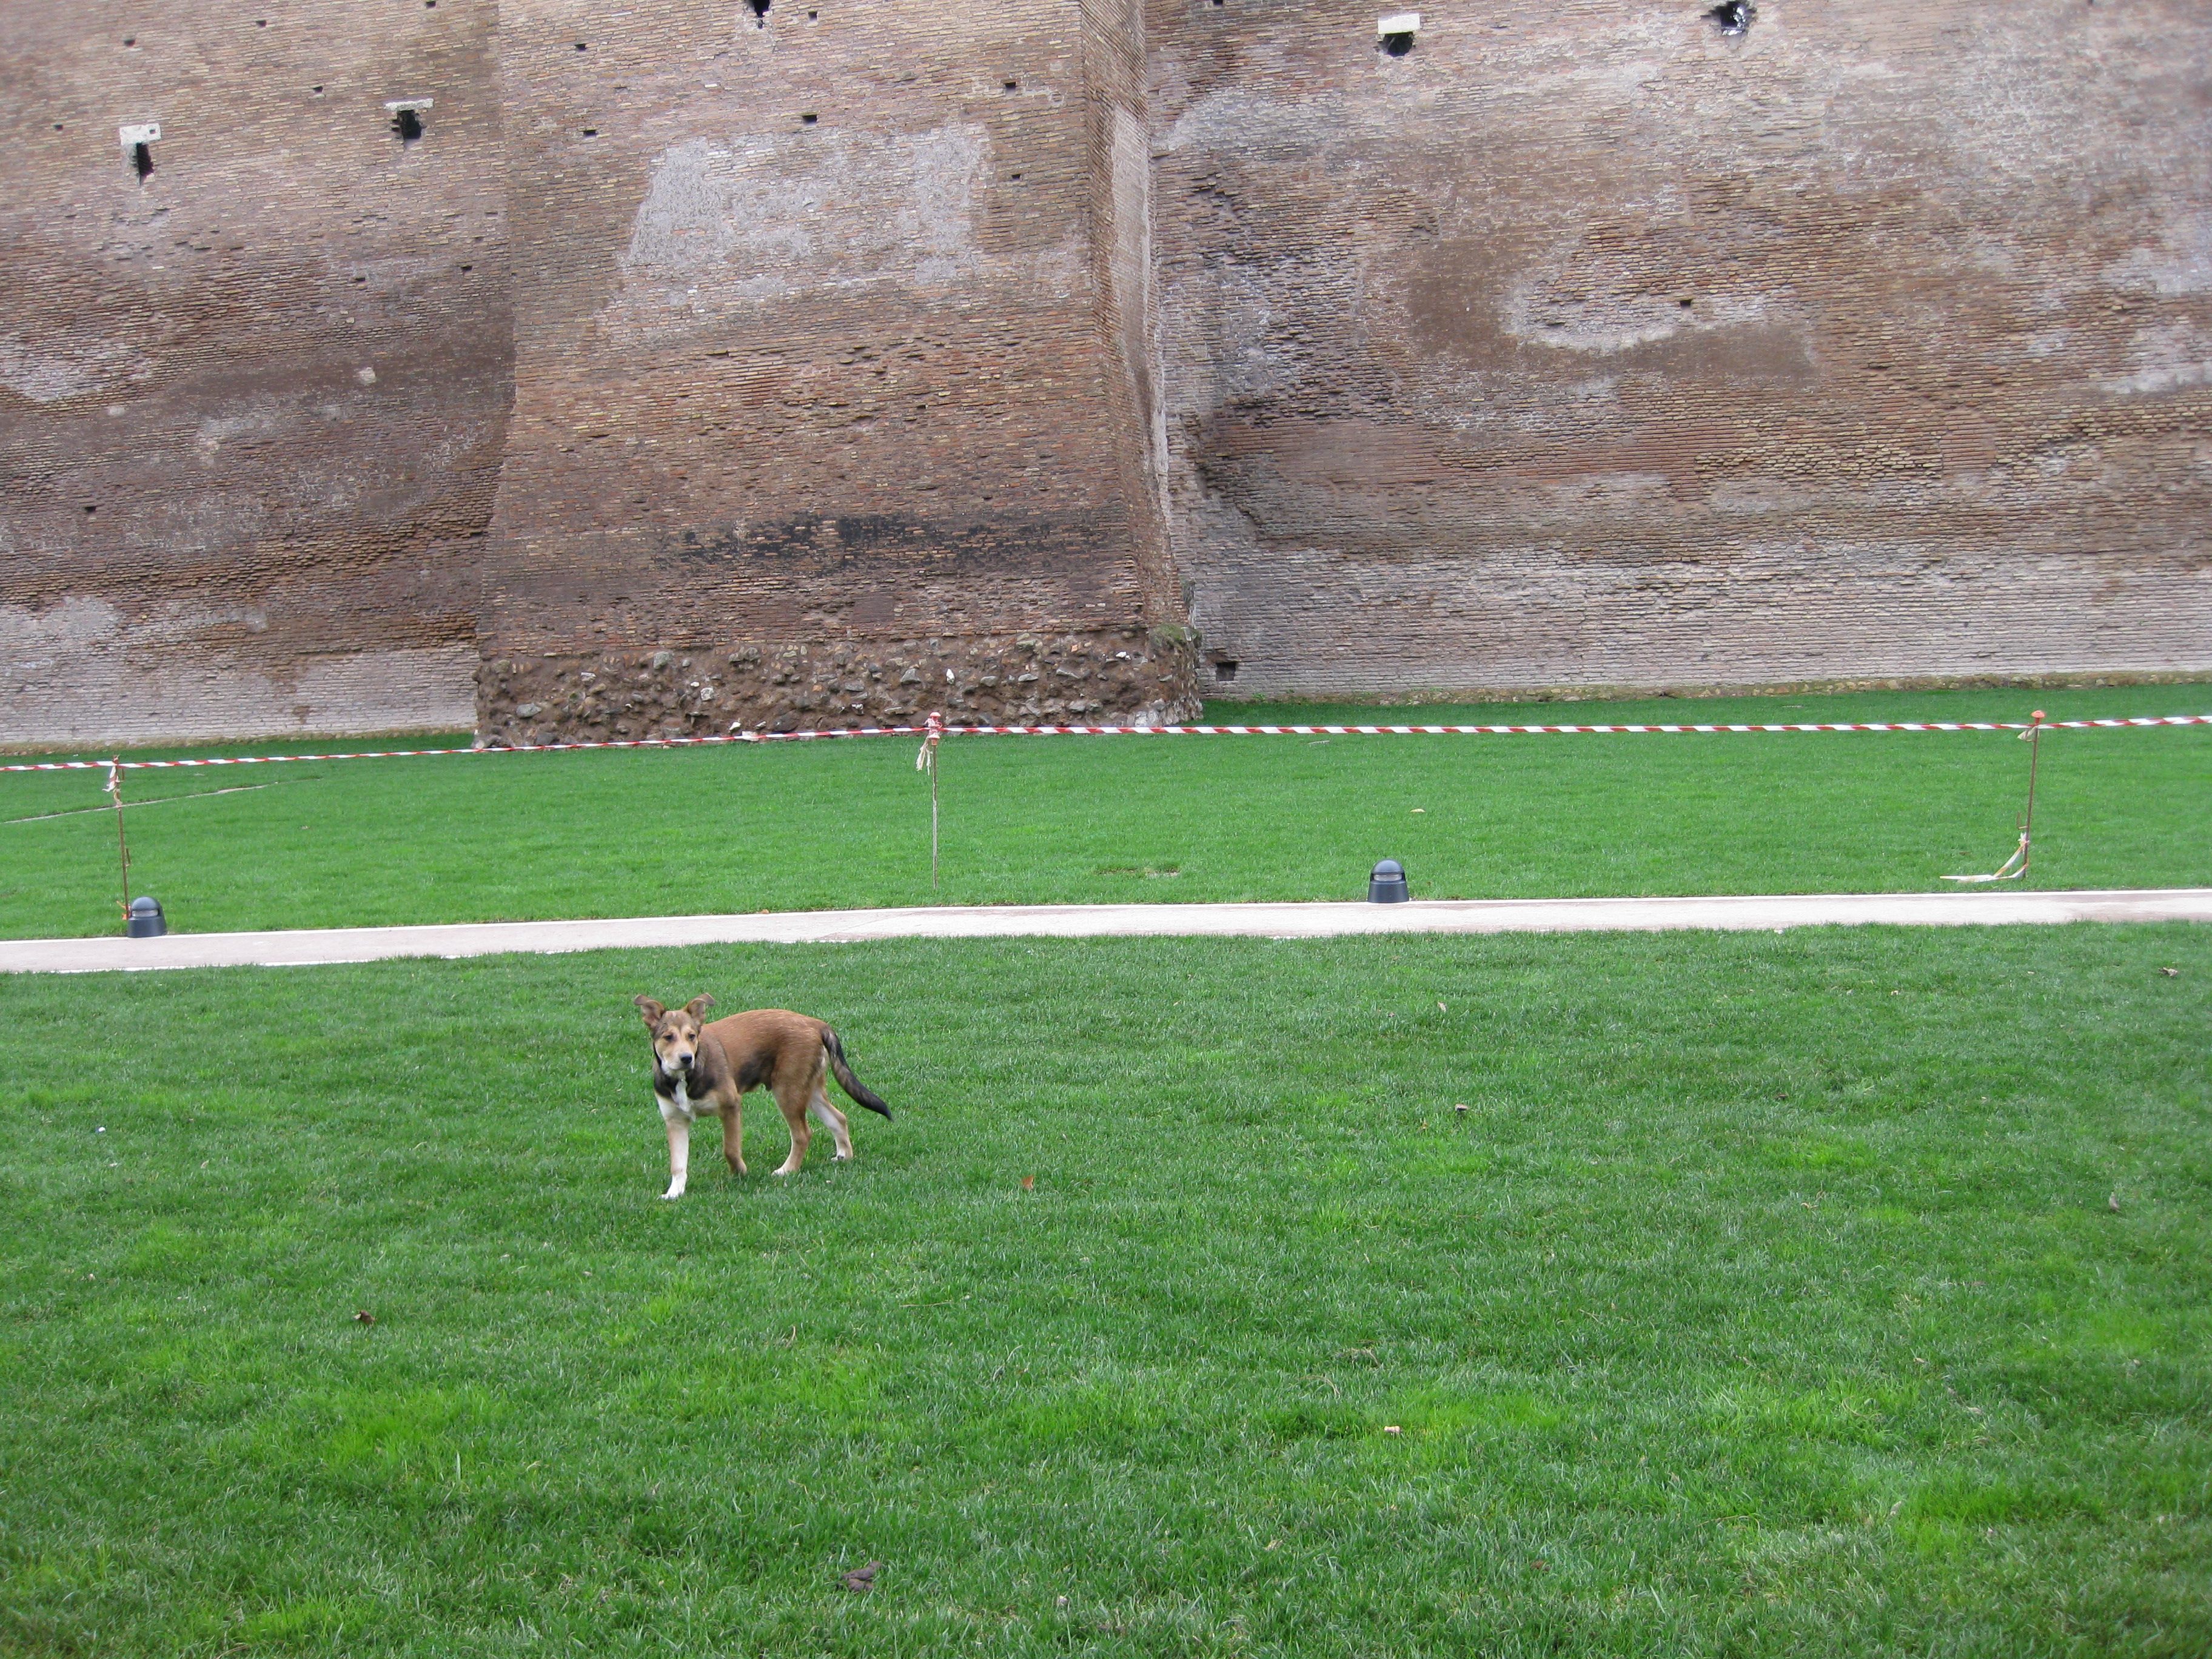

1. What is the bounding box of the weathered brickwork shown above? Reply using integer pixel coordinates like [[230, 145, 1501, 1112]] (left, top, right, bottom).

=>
[[474, 0, 1196, 734], [1, 0, 510, 746], [4, 0, 2206, 747], [1151, 0, 2211, 700]]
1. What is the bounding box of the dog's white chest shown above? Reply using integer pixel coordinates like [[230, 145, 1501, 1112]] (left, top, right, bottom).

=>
[[657, 1073, 697, 1124]]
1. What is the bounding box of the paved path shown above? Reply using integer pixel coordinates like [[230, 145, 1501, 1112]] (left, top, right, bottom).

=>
[[5, 889, 2207, 974]]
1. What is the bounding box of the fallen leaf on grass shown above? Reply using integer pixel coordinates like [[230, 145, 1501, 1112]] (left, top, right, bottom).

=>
[[2159, 967, 2179, 977], [353, 1310, 375, 1324], [1021, 1175, 1034, 1191]]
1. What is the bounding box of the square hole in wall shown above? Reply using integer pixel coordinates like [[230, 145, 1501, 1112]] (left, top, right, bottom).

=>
[[385, 98, 432, 143]]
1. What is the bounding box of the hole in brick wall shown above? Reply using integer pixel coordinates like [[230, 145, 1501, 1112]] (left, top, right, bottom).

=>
[[1379, 30, 1414, 56], [1679, 297, 1694, 308], [575, 41, 589, 49], [122, 36, 136, 45], [800, 111, 816, 124], [312, 84, 324, 93], [1004, 79, 1017, 90], [748, 0, 770, 24], [1008, 170, 1022, 179], [132, 141, 153, 181], [1214, 660, 1239, 683], [393, 106, 423, 142], [460, 262, 472, 270], [83, 504, 96, 514], [581, 127, 598, 136], [1706, 1, 1754, 34], [256, 17, 267, 25]]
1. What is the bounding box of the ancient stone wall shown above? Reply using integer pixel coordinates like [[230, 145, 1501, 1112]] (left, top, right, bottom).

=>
[[1150, 0, 2212, 700], [0, 0, 510, 747], [7, 0, 2207, 751], [472, 0, 1199, 739]]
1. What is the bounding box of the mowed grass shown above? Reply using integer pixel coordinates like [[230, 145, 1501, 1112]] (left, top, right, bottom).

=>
[[2, 924, 2207, 1655], [2, 683, 2208, 939]]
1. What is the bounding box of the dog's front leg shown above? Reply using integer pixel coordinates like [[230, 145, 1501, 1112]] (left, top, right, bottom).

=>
[[721, 1101, 746, 1177], [660, 1097, 691, 1199]]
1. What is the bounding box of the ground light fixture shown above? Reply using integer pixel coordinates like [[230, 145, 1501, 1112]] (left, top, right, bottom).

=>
[[126, 896, 166, 937], [1368, 859, 1409, 902]]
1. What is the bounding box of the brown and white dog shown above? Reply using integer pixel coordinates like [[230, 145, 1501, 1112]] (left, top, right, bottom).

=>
[[633, 995, 893, 1198]]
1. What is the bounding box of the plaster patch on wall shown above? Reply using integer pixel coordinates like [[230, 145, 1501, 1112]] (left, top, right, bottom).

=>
[[2, 596, 261, 662], [2096, 324, 2212, 398], [1159, 267, 1289, 403], [1554, 56, 1665, 109], [1504, 278, 1770, 355], [2103, 215, 2212, 297], [618, 125, 990, 307], [1162, 90, 1348, 159], [194, 400, 291, 460], [0, 333, 152, 405], [1, 598, 477, 745]]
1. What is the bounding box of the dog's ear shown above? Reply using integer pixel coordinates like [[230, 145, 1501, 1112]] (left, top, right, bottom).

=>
[[683, 994, 716, 1019], [634, 996, 666, 1025]]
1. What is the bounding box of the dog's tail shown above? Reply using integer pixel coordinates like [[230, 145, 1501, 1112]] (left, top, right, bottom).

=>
[[822, 1028, 893, 1119]]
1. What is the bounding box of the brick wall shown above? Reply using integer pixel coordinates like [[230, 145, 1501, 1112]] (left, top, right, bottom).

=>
[[7, 0, 2205, 751], [472, 0, 1199, 738], [1151, 0, 2212, 700], [0, 0, 509, 746]]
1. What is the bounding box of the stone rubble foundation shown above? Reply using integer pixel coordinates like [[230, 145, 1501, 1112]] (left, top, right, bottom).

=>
[[475, 626, 1202, 746]]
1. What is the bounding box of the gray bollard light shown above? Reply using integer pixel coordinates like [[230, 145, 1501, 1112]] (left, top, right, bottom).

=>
[[1368, 859, 1409, 903], [126, 896, 166, 937]]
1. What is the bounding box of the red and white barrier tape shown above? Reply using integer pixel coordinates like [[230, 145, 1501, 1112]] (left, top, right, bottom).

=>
[[5, 712, 2208, 773]]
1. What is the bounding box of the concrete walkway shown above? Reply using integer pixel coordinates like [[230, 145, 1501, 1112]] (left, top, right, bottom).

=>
[[5, 889, 2207, 974]]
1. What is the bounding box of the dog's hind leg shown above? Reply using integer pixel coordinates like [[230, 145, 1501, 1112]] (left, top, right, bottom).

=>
[[770, 1076, 813, 1176], [810, 1085, 854, 1162]]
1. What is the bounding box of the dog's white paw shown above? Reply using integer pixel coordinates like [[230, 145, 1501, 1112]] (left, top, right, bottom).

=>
[[661, 1185, 685, 1200]]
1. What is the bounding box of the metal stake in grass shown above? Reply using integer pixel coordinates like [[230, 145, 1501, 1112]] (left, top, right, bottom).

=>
[[104, 758, 132, 926], [1945, 709, 2045, 884], [916, 710, 943, 891]]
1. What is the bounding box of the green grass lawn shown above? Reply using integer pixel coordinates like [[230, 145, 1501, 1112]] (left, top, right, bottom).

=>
[[3, 685, 2208, 940], [2, 925, 2206, 1655]]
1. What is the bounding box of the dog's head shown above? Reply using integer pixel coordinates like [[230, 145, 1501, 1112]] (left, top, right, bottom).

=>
[[634, 994, 716, 1078]]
